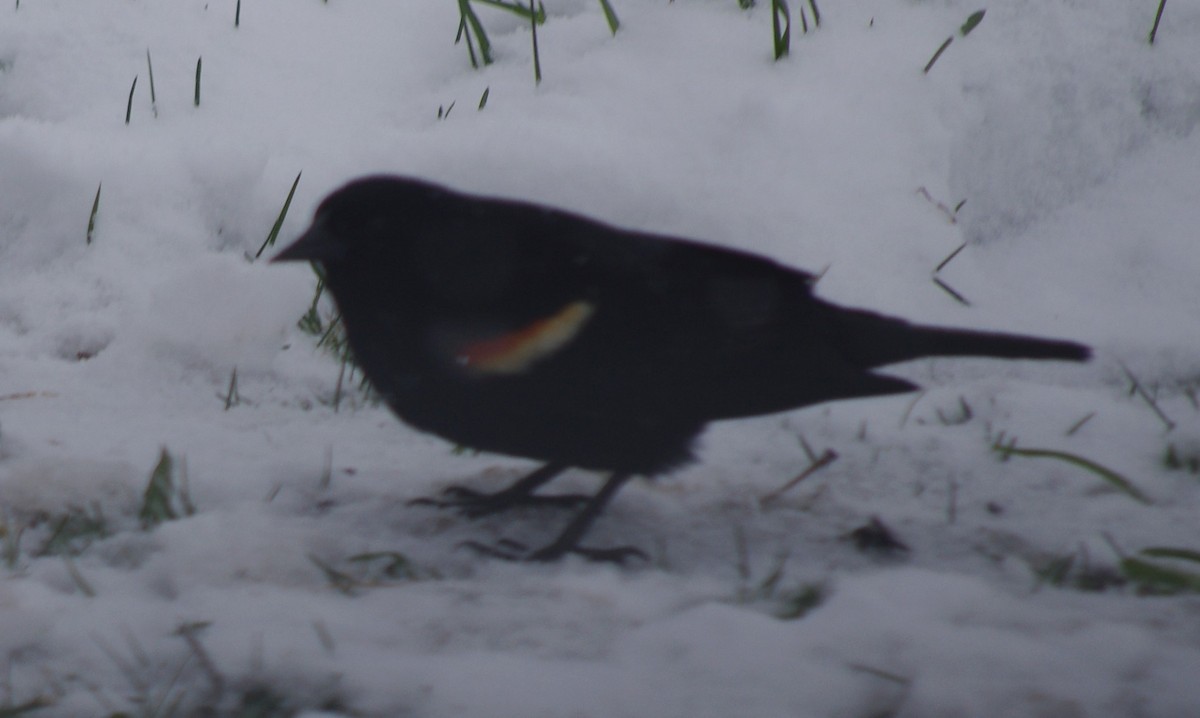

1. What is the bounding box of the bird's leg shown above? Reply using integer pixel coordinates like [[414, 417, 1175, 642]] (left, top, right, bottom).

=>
[[460, 472, 647, 563], [408, 462, 587, 518]]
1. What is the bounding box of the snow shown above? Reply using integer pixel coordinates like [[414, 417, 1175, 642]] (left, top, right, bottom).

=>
[[2, 0, 1199, 714]]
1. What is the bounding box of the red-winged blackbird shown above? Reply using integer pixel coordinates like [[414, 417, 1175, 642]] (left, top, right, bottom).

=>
[[274, 176, 1090, 562]]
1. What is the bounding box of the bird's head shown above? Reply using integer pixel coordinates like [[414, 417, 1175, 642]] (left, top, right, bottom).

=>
[[272, 175, 448, 266]]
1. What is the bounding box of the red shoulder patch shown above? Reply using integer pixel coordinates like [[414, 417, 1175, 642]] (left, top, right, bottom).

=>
[[456, 301, 596, 375]]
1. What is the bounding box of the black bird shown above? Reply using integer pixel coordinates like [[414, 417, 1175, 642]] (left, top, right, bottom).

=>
[[274, 176, 1090, 562]]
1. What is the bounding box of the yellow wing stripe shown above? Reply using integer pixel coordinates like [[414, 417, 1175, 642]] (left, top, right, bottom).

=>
[[457, 301, 596, 375]]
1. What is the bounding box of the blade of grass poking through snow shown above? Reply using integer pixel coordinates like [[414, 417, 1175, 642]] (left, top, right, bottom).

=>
[[1142, 547, 1200, 563], [456, 17, 479, 68], [194, 56, 202, 106], [456, 0, 493, 67], [530, 0, 542, 84], [598, 0, 619, 34], [222, 367, 240, 410], [935, 243, 967, 273], [0, 697, 51, 714], [1119, 362, 1175, 431], [807, 0, 820, 27], [256, 171, 302, 258], [235, 0, 241, 27], [923, 37, 953, 73], [86, 182, 101, 245], [478, 86, 489, 109], [924, 10, 985, 74], [474, 0, 545, 22], [125, 75, 137, 124], [932, 275, 970, 305], [146, 49, 157, 117], [1121, 556, 1200, 594], [1149, 0, 1167, 44], [992, 437, 1152, 504], [772, 0, 790, 60], [139, 447, 195, 528], [960, 9, 985, 36]]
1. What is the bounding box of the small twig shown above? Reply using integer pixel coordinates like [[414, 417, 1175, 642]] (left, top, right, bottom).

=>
[[898, 390, 926, 428], [1064, 411, 1095, 437], [222, 366, 240, 410], [1119, 362, 1175, 431], [847, 662, 911, 686], [797, 434, 818, 462], [935, 395, 973, 425], [934, 242, 967, 273], [760, 449, 838, 506], [917, 186, 961, 224], [932, 276, 971, 306]]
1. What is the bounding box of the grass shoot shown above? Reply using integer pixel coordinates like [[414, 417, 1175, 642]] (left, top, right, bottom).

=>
[[257, 171, 302, 258], [125, 75, 137, 124], [1149, 0, 1167, 45], [772, 0, 790, 60], [146, 49, 158, 117], [993, 433, 1151, 505], [924, 9, 986, 74], [139, 447, 196, 528], [86, 182, 102, 245]]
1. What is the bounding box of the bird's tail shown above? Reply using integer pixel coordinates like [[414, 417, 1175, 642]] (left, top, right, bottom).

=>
[[829, 304, 1091, 369]]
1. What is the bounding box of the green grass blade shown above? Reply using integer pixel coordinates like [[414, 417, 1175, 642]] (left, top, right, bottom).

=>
[[993, 440, 1152, 504], [530, 0, 542, 84], [146, 49, 158, 117], [139, 448, 178, 527], [474, 0, 545, 23], [1141, 547, 1200, 563], [457, 0, 494, 66], [959, 9, 985, 37], [86, 182, 102, 245], [194, 56, 202, 107], [125, 75, 137, 124], [1148, 0, 1167, 44], [923, 37, 953, 73], [1121, 556, 1200, 593], [257, 171, 302, 258], [598, 0, 619, 34], [772, 0, 790, 60]]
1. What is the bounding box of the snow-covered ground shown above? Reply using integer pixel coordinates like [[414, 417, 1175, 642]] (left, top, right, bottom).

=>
[[2, 0, 1199, 715]]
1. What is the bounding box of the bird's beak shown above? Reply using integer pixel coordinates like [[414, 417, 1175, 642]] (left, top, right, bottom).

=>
[[271, 221, 344, 263]]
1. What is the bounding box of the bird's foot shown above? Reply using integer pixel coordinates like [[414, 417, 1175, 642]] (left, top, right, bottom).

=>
[[458, 538, 647, 564], [408, 485, 589, 519]]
